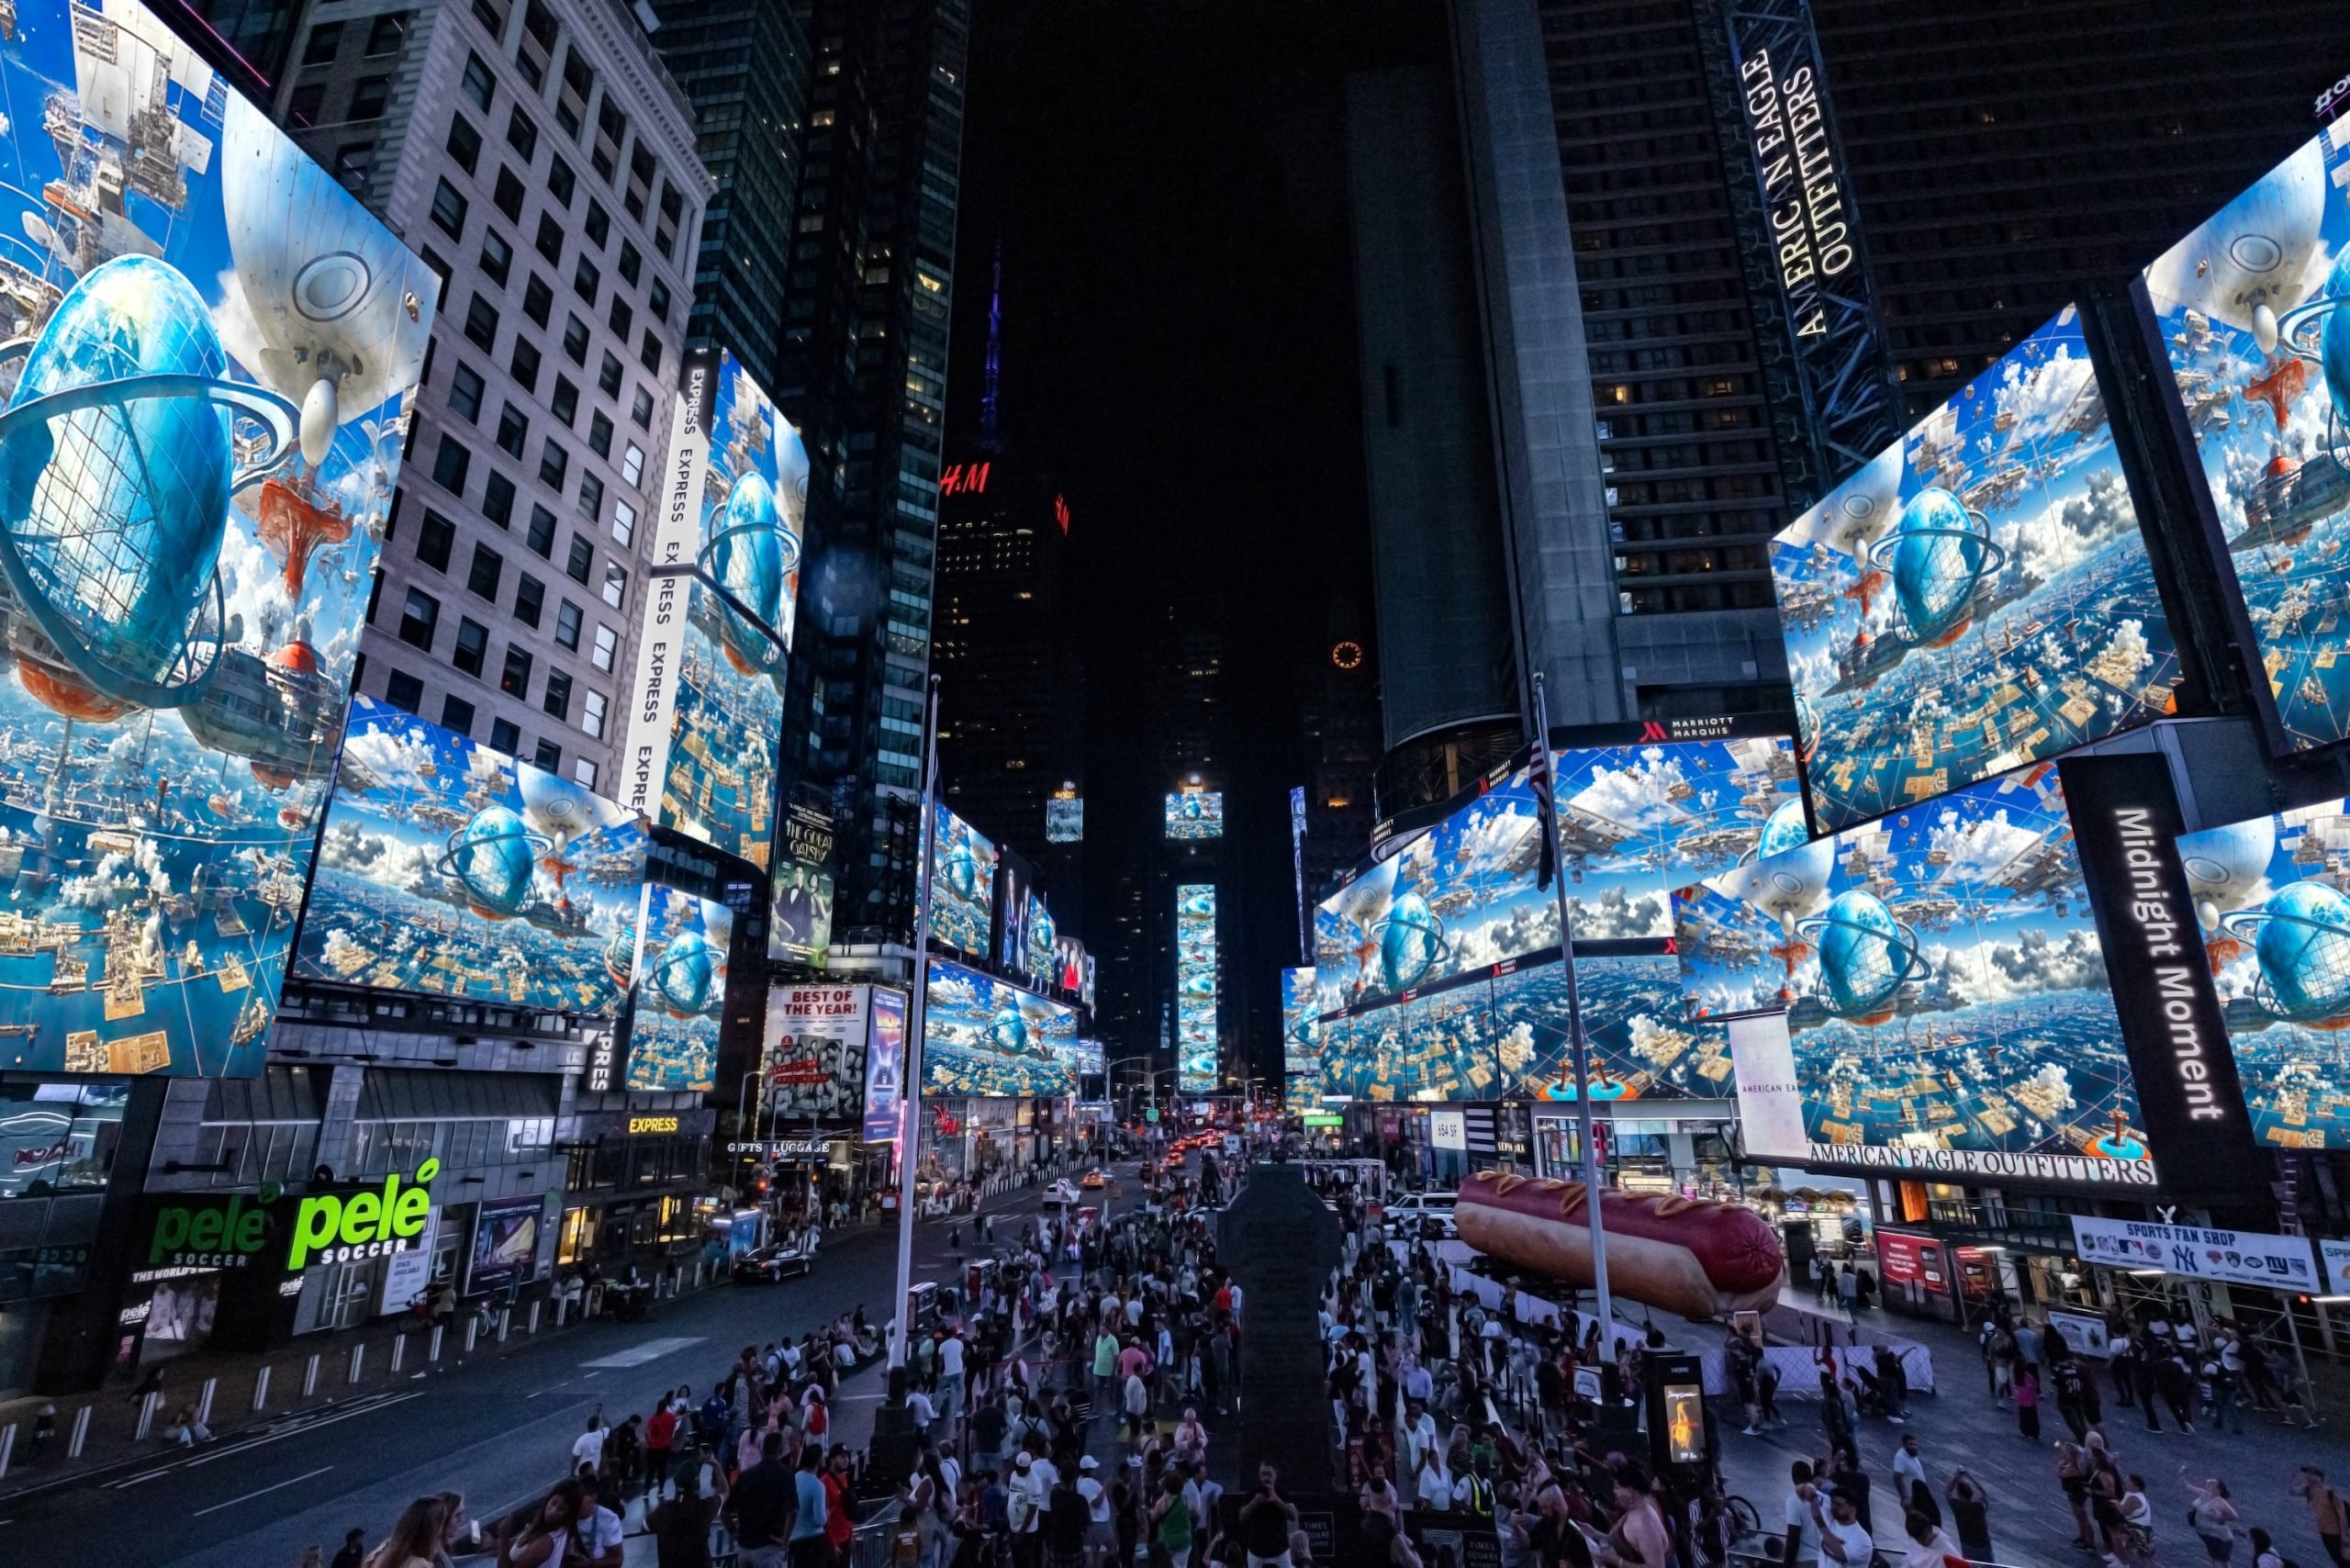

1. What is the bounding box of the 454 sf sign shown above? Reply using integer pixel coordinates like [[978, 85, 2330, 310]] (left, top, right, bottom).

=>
[[147, 1160, 441, 1272]]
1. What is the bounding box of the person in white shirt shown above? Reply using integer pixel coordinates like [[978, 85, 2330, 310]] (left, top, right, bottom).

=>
[[1416, 1445, 1455, 1513], [1783, 1461, 1820, 1564], [938, 1331, 967, 1424], [570, 1414, 606, 1477], [1891, 1433, 1929, 1513], [1814, 1490, 1874, 1567], [1079, 1454, 1113, 1567], [1903, 1512, 1964, 1568], [907, 1383, 938, 1433]]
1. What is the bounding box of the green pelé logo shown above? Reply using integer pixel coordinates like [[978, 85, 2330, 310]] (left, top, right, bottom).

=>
[[286, 1159, 441, 1270]]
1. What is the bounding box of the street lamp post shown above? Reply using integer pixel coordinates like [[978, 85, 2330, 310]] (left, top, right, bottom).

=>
[[887, 678, 943, 1385]]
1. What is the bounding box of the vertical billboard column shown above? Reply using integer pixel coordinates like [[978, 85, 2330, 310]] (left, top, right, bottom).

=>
[[1176, 884, 1218, 1092], [0, 0, 434, 1078]]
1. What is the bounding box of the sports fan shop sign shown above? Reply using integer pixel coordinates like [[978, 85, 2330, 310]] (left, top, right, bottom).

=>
[[2070, 1215, 2320, 1294]]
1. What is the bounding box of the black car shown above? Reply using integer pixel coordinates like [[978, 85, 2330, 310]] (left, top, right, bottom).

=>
[[731, 1243, 815, 1282]]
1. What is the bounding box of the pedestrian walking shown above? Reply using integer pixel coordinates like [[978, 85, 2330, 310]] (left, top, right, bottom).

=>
[[1947, 1469, 1995, 1564], [2016, 1365, 2042, 1441]]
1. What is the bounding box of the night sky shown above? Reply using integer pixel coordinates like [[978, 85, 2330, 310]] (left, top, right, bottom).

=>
[[947, 0, 1435, 1077]]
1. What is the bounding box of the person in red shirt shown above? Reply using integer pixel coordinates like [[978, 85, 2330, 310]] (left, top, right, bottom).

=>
[[643, 1402, 678, 1500], [823, 1445, 856, 1559], [1214, 1282, 1234, 1322]]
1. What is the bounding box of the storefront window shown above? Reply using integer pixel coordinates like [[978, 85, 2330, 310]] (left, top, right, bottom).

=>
[[557, 1204, 596, 1266], [0, 1080, 129, 1197]]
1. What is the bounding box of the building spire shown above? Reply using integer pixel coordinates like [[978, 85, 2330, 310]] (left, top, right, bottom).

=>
[[978, 237, 1004, 454]]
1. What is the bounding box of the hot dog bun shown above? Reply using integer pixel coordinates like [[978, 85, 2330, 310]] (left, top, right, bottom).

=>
[[1454, 1171, 1783, 1319]]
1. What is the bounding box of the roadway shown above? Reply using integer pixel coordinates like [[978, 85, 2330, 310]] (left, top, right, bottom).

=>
[[0, 1163, 1136, 1568]]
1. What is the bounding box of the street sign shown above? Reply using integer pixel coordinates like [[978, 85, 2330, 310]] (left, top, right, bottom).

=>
[[1303, 1114, 1342, 1127], [1145, 1108, 1159, 1123]]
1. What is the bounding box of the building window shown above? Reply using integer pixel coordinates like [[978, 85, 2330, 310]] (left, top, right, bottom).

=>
[[495, 402, 527, 458], [576, 469, 604, 519], [461, 51, 496, 112], [585, 202, 610, 249], [467, 543, 503, 600], [514, 573, 544, 628], [453, 616, 487, 676], [445, 116, 481, 175], [490, 717, 520, 754], [303, 21, 342, 64], [365, 11, 408, 53], [334, 143, 375, 193], [548, 157, 576, 208], [478, 230, 512, 287], [606, 295, 631, 339], [500, 645, 533, 699], [631, 387, 653, 430], [483, 470, 516, 529], [462, 296, 498, 353], [621, 443, 644, 487], [581, 688, 608, 739], [448, 363, 485, 422], [565, 534, 593, 585], [572, 757, 598, 790], [600, 561, 627, 610], [493, 167, 526, 223], [533, 739, 562, 774], [509, 336, 542, 392], [619, 241, 642, 287], [543, 669, 572, 722], [536, 212, 565, 267], [596, 353, 622, 398], [555, 599, 583, 650], [540, 440, 569, 489], [591, 623, 617, 672], [350, 76, 391, 122], [415, 509, 454, 571], [526, 507, 555, 558], [638, 331, 661, 375], [551, 375, 578, 428], [648, 278, 671, 325], [384, 668, 424, 713], [287, 83, 326, 127], [610, 498, 635, 548], [506, 107, 539, 162], [431, 179, 468, 240], [442, 694, 476, 735], [562, 315, 589, 366], [397, 588, 439, 649], [431, 434, 470, 495], [522, 276, 553, 328], [588, 411, 612, 459]]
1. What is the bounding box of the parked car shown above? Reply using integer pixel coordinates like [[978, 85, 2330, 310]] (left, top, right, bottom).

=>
[[1385, 1192, 1459, 1239]]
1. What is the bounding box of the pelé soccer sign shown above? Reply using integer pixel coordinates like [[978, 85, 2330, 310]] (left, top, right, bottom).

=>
[[146, 1161, 441, 1272]]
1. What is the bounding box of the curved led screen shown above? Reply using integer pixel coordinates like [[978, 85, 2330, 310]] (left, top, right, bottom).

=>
[[922, 958, 1078, 1098]]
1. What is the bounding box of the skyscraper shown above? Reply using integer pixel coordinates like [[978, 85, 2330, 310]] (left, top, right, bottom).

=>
[[650, 0, 809, 393], [772, 0, 971, 943]]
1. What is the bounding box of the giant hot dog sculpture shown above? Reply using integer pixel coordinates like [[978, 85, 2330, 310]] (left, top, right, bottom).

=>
[[1455, 1170, 1784, 1318]]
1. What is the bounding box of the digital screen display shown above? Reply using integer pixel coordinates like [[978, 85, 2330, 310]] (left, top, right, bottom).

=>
[[1178, 883, 1219, 1092], [2144, 125, 2350, 752], [1281, 967, 1318, 1074], [1166, 790, 1224, 839], [623, 882, 733, 1092], [2179, 799, 2350, 1149], [0, 0, 435, 1077], [1314, 734, 1800, 1019], [1069, 1038, 1105, 1077], [1773, 308, 2178, 832], [928, 802, 997, 957], [862, 986, 907, 1144], [1024, 891, 1056, 988], [768, 862, 833, 969], [296, 699, 646, 1014], [1053, 934, 1087, 997], [763, 984, 867, 1120], [921, 958, 1079, 1098], [1046, 795, 1083, 843], [623, 348, 803, 867], [1315, 953, 1730, 1103], [1672, 767, 2154, 1183]]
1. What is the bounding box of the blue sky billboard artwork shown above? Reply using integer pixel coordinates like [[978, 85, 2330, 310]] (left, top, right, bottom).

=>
[[928, 802, 996, 958], [0, 0, 432, 1078], [922, 958, 1078, 1098], [1773, 308, 2180, 833], [296, 699, 644, 1013], [624, 882, 731, 1092]]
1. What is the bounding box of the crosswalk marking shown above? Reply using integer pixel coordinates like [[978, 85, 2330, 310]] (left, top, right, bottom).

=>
[[580, 1336, 706, 1369]]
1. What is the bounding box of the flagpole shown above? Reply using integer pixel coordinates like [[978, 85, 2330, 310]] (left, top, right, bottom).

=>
[[1530, 671, 1614, 1338], [888, 675, 943, 1388]]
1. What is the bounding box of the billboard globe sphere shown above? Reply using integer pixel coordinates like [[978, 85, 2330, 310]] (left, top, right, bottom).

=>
[[1803, 888, 1928, 1021], [438, 804, 544, 920], [2232, 879, 2350, 1025], [1875, 487, 2006, 648]]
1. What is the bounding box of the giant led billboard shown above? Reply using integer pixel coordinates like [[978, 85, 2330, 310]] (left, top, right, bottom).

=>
[[296, 699, 645, 1013], [1024, 892, 1056, 989], [623, 882, 732, 1092], [2143, 125, 2350, 753], [928, 802, 996, 958], [1314, 731, 1799, 1019], [1671, 767, 2154, 1182], [1178, 883, 1219, 1092], [1166, 790, 1224, 839], [768, 862, 833, 969], [2179, 799, 2350, 1149], [622, 347, 803, 867], [921, 958, 1078, 1098], [0, 0, 434, 1078], [1281, 967, 1319, 1075], [763, 983, 868, 1120], [1315, 953, 1730, 1103], [1774, 309, 2180, 833]]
